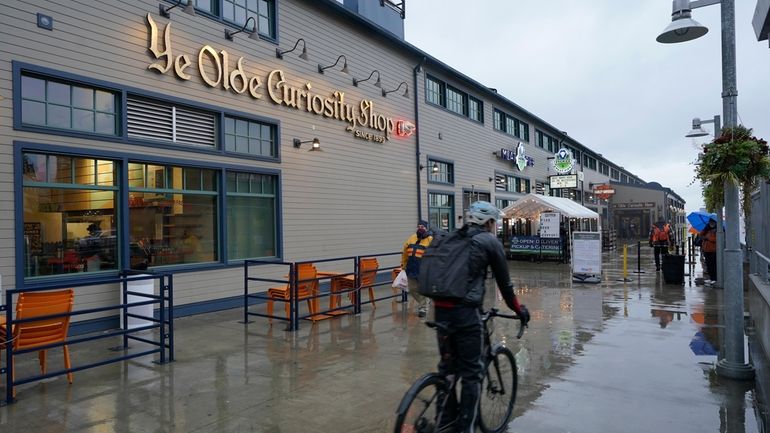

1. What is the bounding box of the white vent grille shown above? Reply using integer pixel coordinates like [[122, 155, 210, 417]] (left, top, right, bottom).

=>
[[127, 96, 216, 147]]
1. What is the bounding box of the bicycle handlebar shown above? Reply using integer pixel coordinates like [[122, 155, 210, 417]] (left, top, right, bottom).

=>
[[485, 308, 526, 339]]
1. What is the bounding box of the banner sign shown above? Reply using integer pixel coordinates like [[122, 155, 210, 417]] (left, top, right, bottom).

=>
[[510, 236, 561, 256], [612, 202, 655, 209]]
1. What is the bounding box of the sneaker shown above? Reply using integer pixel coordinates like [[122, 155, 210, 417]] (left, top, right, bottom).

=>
[[417, 307, 427, 317], [704, 280, 714, 286]]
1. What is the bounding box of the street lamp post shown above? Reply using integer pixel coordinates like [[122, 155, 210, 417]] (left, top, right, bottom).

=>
[[687, 116, 725, 290], [658, 0, 754, 379]]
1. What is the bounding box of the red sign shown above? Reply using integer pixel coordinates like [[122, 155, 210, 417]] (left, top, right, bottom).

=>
[[592, 184, 615, 200], [395, 120, 415, 138]]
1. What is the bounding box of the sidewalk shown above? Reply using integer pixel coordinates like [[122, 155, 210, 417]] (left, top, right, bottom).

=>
[[1, 246, 767, 433]]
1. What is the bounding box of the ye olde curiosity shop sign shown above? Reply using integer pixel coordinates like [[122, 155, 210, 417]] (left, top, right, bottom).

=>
[[145, 15, 412, 142]]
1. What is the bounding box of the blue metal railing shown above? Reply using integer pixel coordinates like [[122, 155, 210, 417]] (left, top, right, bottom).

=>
[[1, 272, 173, 404]]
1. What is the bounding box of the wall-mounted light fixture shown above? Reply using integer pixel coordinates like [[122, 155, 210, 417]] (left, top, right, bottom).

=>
[[225, 16, 259, 41], [418, 162, 439, 173], [353, 70, 381, 87], [318, 55, 349, 74], [382, 81, 408, 97], [276, 38, 308, 60], [160, 0, 196, 19], [293, 137, 321, 151]]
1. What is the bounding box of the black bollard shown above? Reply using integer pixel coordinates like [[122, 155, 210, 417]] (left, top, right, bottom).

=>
[[633, 241, 645, 273]]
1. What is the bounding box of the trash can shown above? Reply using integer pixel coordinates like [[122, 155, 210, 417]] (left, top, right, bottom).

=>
[[662, 254, 685, 285]]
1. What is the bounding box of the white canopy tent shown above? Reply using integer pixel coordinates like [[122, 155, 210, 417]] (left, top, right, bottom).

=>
[[501, 193, 600, 229]]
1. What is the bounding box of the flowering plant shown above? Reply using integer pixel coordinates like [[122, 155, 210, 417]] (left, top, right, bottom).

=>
[[695, 125, 770, 216]]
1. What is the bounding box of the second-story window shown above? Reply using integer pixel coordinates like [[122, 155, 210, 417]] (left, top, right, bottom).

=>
[[425, 75, 483, 123], [493, 109, 529, 141], [223, 0, 276, 39], [428, 159, 454, 184]]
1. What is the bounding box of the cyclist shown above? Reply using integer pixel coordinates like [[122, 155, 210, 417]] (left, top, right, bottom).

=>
[[433, 201, 530, 432]]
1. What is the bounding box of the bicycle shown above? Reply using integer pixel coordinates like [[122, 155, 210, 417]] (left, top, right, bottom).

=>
[[394, 308, 525, 433]]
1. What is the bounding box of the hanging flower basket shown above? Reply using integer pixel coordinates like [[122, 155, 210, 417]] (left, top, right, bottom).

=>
[[695, 125, 770, 215]]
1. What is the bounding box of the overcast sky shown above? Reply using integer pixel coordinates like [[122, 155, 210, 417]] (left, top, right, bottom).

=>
[[401, 1, 769, 213]]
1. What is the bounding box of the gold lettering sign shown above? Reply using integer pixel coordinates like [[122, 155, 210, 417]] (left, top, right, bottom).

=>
[[146, 14, 401, 140]]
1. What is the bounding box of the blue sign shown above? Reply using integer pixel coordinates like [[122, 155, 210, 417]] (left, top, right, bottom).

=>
[[510, 236, 561, 256]]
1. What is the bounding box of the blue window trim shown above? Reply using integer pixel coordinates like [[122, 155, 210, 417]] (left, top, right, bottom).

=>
[[426, 155, 455, 186], [426, 189, 456, 231], [14, 140, 283, 289], [492, 107, 530, 142], [13, 62, 282, 163], [423, 74, 484, 125], [160, 0, 280, 44]]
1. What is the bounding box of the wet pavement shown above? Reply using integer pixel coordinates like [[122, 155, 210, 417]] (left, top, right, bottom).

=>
[[1, 245, 768, 433]]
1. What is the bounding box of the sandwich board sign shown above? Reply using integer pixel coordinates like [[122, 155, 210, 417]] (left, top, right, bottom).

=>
[[571, 231, 602, 283]]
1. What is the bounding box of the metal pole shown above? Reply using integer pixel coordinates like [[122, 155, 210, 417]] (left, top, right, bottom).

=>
[[714, 0, 753, 380]]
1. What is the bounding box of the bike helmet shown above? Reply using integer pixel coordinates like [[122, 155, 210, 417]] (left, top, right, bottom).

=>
[[467, 201, 503, 225]]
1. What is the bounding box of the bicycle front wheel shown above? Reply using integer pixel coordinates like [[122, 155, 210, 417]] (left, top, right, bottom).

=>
[[478, 346, 517, 433], [394, 373, 453, 433]]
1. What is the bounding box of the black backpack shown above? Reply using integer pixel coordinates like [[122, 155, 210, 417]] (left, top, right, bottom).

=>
[[417, 228, 479, 300]]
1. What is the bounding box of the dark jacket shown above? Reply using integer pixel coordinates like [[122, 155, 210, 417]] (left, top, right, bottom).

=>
[[463, 224, 516, 307]]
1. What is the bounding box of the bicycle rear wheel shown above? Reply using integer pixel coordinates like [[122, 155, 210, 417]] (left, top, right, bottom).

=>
[[478, 346, 517, 433], [394, 373, 454, 433]]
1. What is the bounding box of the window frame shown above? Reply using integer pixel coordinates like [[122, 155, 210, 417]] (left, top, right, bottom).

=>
[[14, 141, 283, 288], [13, 62, 282, 163], [427, 190, 455, 232], [426, 156, 455, 185], [17, 71, 121, 139], [162, 0, 279, 43], [492, 108, 529, 141], [424, 75, 484, 124]]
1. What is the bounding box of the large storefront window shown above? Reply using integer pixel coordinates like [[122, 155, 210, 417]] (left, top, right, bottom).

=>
[[226, 172, 277, 259], [128, 163, 218, 267], [428, 193, 454, 232], [22, 153, 118, 278]]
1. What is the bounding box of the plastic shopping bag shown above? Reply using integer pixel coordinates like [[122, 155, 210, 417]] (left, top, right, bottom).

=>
[[392, 269, 408, 290]]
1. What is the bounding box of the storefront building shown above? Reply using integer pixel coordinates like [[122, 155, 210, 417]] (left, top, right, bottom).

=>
[[0, 0, 675, 326], [610, 181, 686, 241]]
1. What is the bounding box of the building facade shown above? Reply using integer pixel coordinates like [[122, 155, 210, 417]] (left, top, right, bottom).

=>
[[0, 0, 676, 325]]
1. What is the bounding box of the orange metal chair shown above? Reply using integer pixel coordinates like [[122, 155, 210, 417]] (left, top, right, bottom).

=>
[[339, 258, 379, 307], [0, 288, 75, 396], [265, 263, 318, 321]]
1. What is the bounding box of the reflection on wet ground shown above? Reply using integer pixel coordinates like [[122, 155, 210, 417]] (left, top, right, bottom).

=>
[[0, 247, 767, 433]]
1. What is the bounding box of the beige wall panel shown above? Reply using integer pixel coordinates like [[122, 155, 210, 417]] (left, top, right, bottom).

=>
[[0, 0, 420, 304]]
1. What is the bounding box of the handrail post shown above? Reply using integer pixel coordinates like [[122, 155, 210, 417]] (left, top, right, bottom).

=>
[[159, 274, 166, 365], [290, 263, 299, 331], [243, 261, 249, 324], [122, 274, 129, 349], [166, 274, 175, 362], [4, 291, 13, 404], [354, 256, 362, 315]]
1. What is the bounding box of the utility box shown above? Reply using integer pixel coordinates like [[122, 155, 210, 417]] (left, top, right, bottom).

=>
[[663, 254, 685, 285]]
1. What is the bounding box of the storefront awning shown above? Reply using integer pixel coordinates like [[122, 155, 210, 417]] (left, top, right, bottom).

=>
[[501, 193, 600, 220]]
